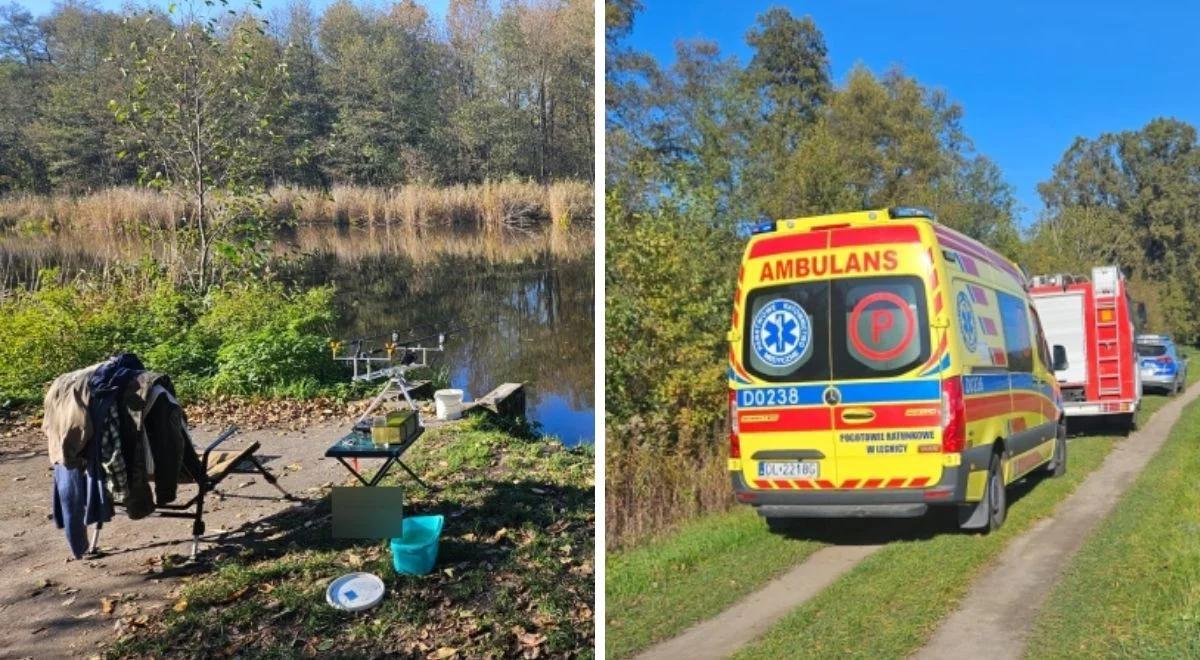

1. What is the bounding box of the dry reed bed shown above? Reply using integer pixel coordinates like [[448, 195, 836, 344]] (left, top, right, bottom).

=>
[[606, 420, 733, 550], [0, 181, 593, 233]]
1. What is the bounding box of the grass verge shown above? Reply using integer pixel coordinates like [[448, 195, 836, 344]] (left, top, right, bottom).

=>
[[605, 508, 824, 659], [733, 368, 1197, 659], [108, 416, 595, 658], [1024, 399, 1200, 658]]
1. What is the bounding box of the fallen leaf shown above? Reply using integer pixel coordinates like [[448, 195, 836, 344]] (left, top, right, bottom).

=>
[[172, 598, 188, 613], [429, 648, 458, 659], [221, 586, 250, 604], [100, 598, 114, 615], [516, 631, 545, 648], [76, 609, 98, 619]]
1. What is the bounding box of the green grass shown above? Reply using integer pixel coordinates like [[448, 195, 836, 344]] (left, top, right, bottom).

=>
[[1025, 400, 1200, 658], [606, 354, 1197, 660], [109, 416, 595, 659], [733, 367, 1197, 659], [605, 508, 824, 658]]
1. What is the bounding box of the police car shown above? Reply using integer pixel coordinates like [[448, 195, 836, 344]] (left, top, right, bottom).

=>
[[1137, 334, 1188, 395]]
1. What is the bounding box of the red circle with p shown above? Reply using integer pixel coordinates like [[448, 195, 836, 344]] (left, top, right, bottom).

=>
[[849, 292, 916, 361]]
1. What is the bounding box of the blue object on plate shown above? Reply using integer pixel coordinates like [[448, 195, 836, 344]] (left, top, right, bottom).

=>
[[390, 514, 444, 575]]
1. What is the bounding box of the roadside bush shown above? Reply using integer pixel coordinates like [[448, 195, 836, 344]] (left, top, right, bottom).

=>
[[0, 271, 344, 406], [605, 191, 743, 547]]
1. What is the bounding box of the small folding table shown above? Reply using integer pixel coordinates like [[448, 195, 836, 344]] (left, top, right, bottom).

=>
[[325, 428, 436, 490]]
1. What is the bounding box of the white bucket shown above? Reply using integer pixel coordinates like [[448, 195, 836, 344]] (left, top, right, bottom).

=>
[[434, 389, 464, 421]]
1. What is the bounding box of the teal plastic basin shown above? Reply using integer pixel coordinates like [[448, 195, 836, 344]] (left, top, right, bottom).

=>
[[389, 515, 444, 575]]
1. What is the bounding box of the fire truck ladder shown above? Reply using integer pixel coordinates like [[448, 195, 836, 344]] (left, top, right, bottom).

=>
[[1094, 292, 1123, 398]]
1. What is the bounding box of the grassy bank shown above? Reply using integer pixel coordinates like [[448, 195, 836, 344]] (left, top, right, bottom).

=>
[[109, 416, 595, 658], [0, 181, 593, 234], [1026, 399, 1200, 658], [607, 364, 1196, 659]]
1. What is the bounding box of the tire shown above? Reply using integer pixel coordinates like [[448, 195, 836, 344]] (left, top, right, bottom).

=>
[[1045, 422, 1067, 477], [959, 450, 1007, 532], [984, 452, 1007, 532]]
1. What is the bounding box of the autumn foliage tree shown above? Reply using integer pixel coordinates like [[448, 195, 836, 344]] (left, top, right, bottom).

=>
[[111, 3, 285, 291]]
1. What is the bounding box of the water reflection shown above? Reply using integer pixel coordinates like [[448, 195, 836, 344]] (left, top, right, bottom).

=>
[[1, 226, 595, 444], [280, 245, 594, 445]]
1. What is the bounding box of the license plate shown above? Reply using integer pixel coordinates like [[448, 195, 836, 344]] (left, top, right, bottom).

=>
[[758, 461, 819, 479]]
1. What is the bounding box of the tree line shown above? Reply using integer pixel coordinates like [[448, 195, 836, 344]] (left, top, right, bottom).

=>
[[0, 0, 593, 195], [604, 1, 1200, 545]]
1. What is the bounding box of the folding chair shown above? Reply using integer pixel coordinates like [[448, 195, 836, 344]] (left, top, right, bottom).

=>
[[89, 425, 295, 559]]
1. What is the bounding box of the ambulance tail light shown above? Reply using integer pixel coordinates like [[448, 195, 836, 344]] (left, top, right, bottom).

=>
[[940, 376, 965, 453], [729, 390, 741, 459]]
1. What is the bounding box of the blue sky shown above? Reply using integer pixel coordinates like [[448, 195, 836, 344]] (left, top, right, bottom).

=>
[[623, 0, 1200, 228]]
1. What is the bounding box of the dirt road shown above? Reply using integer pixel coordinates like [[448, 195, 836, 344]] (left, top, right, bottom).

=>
[[0, 421, 348, 660], [632, 543, 882, 660], [913, 382, 1200, 660]]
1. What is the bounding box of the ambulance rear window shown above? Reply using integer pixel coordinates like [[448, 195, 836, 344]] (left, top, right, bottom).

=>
[[742, 275, 929, 382], [743, 282, 831, 381], [832, 276, 929, 379]]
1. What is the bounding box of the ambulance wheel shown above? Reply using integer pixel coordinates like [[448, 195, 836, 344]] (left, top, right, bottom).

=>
[[958, 450, 1006, 532], [984, 452, 1007, 532], [1045, 422, 1067, 477]]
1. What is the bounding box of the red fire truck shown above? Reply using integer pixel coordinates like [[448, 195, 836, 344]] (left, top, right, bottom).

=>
[[1029, 266, 1141, 429]]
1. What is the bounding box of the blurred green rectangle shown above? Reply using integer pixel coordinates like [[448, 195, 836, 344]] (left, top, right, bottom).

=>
[[332, 486, 404, 538]]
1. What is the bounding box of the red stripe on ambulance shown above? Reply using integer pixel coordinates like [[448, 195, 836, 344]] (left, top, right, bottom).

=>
[[738, 407, 832, 432], [829, 225, 920, 247], [749, 232, 827, 258], [833, 403, 940, 429]]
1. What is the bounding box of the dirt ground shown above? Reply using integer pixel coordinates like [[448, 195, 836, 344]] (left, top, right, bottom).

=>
[[0, 420, 352, 660]]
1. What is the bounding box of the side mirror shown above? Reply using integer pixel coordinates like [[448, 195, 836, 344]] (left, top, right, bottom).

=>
[[1052, 345, 1069, 372]]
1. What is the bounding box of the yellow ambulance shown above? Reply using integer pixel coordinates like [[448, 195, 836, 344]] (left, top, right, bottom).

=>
[[727, 207, 1066, 532]]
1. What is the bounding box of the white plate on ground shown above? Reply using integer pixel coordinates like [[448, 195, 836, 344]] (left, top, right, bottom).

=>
[[326, 572, 386, 612]]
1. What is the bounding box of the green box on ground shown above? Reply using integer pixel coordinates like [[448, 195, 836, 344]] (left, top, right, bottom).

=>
[[332, 486, 404, 538]]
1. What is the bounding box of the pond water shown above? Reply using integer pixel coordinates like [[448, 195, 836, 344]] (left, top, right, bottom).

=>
[[1, 225, 595, 445]]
